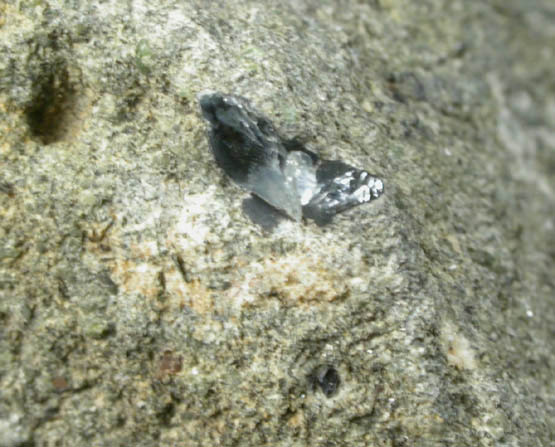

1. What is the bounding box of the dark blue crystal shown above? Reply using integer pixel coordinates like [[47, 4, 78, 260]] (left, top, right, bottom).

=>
[[199, 92, 384, 225]]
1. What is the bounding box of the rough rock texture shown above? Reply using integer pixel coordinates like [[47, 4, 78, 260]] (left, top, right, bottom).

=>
[[1, 0, 554, 446]]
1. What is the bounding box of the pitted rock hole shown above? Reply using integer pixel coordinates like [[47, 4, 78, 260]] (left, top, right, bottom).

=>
[[25, 62, 90, 145], [311, 365, 341, 398]]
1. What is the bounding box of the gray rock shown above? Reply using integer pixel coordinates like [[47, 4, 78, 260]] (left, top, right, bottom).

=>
[[0, 0, 553, 446]]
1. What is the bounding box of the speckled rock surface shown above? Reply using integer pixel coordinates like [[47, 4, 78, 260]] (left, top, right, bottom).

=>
[[1, 1, 554, 446]]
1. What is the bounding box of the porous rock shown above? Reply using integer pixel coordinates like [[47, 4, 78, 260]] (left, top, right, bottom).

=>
[[0, 1, 553, 446]]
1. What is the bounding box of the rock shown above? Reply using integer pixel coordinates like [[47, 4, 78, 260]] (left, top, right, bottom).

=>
[[0, 0, 553, 446]]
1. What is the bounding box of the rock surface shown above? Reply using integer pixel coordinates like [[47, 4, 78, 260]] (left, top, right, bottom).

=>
[[0, 0, 554, 446]]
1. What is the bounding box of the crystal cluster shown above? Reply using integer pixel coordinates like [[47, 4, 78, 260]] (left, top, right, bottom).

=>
[[200, 92, 383, 225]]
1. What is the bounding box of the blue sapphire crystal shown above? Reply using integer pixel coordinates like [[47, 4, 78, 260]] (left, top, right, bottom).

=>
[[200, 92, 383, 225]]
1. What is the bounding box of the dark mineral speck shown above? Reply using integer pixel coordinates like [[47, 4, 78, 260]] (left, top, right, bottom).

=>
[[311, 365, 341, 398]]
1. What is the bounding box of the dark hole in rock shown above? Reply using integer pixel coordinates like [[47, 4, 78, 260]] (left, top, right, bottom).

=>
[[25, 63, 89, 145], [156, 401, 176, 426], [310, 365, 340, 398]]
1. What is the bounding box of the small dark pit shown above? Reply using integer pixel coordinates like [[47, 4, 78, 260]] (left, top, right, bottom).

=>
[[311, 365, 340, 398], [25, 61, 89, 145]]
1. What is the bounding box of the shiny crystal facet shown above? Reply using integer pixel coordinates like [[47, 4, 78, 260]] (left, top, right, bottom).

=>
[[199, 92, 384, 225]]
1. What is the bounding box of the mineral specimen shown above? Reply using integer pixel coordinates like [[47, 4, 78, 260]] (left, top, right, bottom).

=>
[[199, 92, 384, 225]]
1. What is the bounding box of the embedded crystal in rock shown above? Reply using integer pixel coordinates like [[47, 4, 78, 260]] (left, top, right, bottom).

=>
[[199, 92, 384, 225]]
